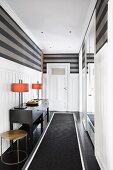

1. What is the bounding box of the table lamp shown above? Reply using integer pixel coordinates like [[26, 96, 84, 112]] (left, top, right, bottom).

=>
[[11, 83, 29, 109], [32, 83, 42, 100]]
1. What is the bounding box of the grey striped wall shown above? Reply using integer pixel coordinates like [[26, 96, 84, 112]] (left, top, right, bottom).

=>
[[96, 0, 108, 53], [82, 42, 85, 69], [87, 53, 94, 73], [87, 53, 94, 65], [0, 7, 43, 72], [43, 54, 79, 74]]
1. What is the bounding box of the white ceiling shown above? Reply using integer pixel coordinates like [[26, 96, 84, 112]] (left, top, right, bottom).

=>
[[4, 0, 91, 54]]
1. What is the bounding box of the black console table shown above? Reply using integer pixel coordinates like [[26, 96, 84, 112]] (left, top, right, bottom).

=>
[[9, 99, 49, 141]]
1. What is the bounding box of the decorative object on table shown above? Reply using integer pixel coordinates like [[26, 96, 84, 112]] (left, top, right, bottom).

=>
[[11, 81, 29, 109], [1, 130, 28, 165], [26, 99, 39, 106], [32, 83, 42, 100]]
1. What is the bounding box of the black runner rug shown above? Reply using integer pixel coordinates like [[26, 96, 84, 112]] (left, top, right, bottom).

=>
[[27, 113, 83, 170]]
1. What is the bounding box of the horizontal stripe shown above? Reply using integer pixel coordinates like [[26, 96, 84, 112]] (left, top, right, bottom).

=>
[[43, 54, 79, 74], [96, 31, 107, 53], [96, 0, 101, 13], [43, 61, 79, 65], [1, 33, 41, 64], [87, 61, 94, 64], [96, 4, 108, 31], [43, 57, 78, 60], [0, 7, 42, 55], [0, 25, 42, 61], [0, 41, 41, 67], [96, 0, 106, 16], [96, 22, 107, 44], [0, 46, 41, 70], [96, 0, 108, 53], [0, 14, 42, 56], [70, 67, 79, 70], [0, 7, 42, 54], [70, 71, 79, 73], [0, 53, 41, 72], [87, 53, 94, 56], [96, 12, 107, 38], [44, 59, 78, 63], [87, 57, 94, 60], [96, 0, 107, 24], [44, 56, 78, 59], [0, 7, 43, 71], [44, 54, 78, 56]]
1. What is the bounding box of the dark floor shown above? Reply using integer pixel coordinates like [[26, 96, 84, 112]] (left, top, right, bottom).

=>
[[0, 112, 100, 170], [76, 112, 100, 170]]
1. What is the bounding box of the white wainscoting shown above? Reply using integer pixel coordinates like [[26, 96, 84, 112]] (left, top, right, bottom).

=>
[[95, 1, 113, 169], [95, 43, 109, 170], [0, 57, 42, 155], [68, 74, 79, 111], [43, 73, 79, 111]]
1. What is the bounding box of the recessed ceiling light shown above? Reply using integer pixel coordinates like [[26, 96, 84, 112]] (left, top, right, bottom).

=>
[[41, 32, 43, 34]]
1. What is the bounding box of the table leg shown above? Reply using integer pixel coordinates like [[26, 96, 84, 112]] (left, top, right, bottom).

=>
[[47, 107, 49, 122], [41, 114, 43, 133], [10, 123, 13, 130], [10, 123, 13, 148], [28, 124, 33, 149], [17, 139, 19, 163]]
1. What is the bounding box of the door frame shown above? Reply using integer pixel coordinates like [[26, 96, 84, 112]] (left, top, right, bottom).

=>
[[47, 63, 70, 111]]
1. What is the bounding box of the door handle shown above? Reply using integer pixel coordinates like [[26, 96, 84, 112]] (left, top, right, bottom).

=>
[[64, 88, 67, 90]]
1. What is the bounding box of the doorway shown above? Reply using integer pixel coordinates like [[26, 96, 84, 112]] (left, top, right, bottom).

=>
[[47, 63, 70, 111]]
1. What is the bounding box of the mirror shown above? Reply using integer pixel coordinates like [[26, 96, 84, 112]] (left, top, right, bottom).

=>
[[86, 13, 95, 145]]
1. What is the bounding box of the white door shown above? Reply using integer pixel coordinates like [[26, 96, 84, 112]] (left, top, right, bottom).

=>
[[87, 63, 94, 112], [47, 63, 70, 111]]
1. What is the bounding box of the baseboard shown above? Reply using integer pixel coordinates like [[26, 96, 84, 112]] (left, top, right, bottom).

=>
[[95, 151, 106, 170]]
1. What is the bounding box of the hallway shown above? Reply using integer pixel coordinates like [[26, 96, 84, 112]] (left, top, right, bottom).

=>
[[0, 0, 113, 169]]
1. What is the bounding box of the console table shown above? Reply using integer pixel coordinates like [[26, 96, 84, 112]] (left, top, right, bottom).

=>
[[9, 99, 49, 141]]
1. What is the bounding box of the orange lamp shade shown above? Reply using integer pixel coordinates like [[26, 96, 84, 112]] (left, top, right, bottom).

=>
[[11, 83, 29, 92], [32, 83, 42, 89]]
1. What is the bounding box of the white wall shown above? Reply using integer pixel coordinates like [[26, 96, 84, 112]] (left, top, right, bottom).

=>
[[68, 74, 79, 111], [0, 57, 42, 154], [95, 1, 113, 170], [43, 73, 79, 111]]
